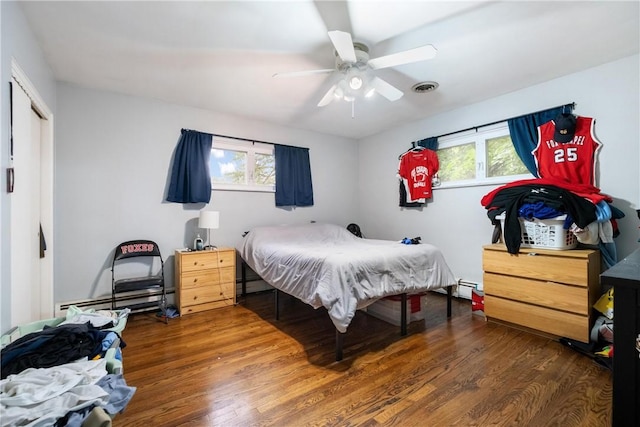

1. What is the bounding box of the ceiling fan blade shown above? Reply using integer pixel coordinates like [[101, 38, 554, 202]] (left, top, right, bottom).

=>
[[368, 45, 437, 70], [317, 84, 337, 107], [313, 0, 353, 36], [272, 69, 334, 78], [328, 30, 357, 63], [370, 76, 403, 102]]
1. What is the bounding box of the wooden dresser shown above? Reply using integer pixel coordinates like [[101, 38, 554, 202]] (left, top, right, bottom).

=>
[[174, 248, 236, 316], [482, 244, 600, 343]]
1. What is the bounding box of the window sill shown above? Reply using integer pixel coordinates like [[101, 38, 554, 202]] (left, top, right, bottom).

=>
[[212, 184, 275, 193], [433, 174, 533, 190]]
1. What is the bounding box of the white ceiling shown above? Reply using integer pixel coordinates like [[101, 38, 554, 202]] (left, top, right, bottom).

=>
[[19, 1, 640, 139]]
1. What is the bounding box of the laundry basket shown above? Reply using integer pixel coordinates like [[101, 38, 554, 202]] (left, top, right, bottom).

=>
[[496, 214, 577, 250]]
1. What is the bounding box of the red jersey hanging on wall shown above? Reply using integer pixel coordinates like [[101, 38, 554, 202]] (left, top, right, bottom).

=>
[[532, 115, 602, 186], [398, 148, 439, 200]]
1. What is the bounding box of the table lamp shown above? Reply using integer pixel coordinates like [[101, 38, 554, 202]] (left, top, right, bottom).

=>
[[198, 210, 220, 250]]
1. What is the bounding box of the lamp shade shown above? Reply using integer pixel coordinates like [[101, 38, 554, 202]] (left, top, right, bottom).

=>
[[198, 211, 220, 229]]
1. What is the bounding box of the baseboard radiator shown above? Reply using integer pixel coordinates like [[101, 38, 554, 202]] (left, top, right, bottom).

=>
[[55, 288, 175, 317], [54, 277, 273, 317], [433, 279, 481, 300]]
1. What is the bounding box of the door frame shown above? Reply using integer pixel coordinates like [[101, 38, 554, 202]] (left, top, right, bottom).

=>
[[11, 58, 54, 320]]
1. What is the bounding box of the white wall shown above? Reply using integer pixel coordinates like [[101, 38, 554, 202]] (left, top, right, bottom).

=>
[[54, 83, 359, 303], [1, 1, 56, 334], [357, 55, 640, 288]]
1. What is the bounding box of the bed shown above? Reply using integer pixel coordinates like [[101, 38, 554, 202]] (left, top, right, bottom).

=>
[[238, 223, 457, 360]]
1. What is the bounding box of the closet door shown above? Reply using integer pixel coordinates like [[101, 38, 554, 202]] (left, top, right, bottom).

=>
[[10, 78, 43, 326]]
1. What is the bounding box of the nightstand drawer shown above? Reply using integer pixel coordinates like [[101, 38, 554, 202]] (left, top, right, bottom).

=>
[[179, 267, 235, 290], [483, 272, 589, 315], [180, 250, 235, 272], [485, 295, 589, 342], [483, 248, 589, 286], [181, 281, 235, 305], [180, 299, 234, 315]]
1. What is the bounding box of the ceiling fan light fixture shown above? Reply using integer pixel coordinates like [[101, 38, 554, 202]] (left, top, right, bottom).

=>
[[349, 75, 363, 90], [346, 68, 364, 90], [333, 69, 369, 103]]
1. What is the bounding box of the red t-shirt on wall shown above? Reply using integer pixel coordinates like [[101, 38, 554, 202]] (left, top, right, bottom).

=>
[[398, 149, 439, 200], [532, 116, 602, 186]]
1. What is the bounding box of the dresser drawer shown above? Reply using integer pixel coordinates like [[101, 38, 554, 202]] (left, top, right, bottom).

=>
[[179, 266, 235, 290], [180, 250, 235, 272], [483, 272, 589, 315], [485, 295, 589, 342], [180, 281, 235, 306], [180, 299, 234, 315], [483, 249, 589, 286]]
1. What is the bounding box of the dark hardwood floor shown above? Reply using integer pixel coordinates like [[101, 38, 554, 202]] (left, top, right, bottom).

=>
[[114, 291, 612, 427]]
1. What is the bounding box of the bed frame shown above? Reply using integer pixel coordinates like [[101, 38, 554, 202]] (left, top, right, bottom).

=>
[[241, 261, 453, 361]]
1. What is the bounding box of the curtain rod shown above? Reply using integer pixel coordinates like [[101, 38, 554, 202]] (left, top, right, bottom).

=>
[[184, 129, 303, 149], [416, 102, 576, 144]]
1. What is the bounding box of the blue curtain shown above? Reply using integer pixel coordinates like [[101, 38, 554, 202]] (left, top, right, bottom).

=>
[[274, 145, 314, 207], [166, 129, 212, 203], [415, 137, 438, 150], [508, 105, 573, 175]]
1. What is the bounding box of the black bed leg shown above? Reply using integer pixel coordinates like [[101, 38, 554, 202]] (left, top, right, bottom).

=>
[[241, 261, 247, 297], [400, 293, 407, 336], [336, 329, 344, 361], [447, 285, 452, 318], [275, 288, 280, 320]]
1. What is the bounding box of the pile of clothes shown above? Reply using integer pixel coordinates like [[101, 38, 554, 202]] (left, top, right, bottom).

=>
[[481, 176, 624, 267], [0, 307, 135, 426]]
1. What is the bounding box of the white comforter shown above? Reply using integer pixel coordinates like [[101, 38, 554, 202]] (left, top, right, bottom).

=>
[[239, 223, 457, 332]]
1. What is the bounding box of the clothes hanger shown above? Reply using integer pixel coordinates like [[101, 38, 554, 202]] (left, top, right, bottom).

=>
[[398, 142, 426, 159]]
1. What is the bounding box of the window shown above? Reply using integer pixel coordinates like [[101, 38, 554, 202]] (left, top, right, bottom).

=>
[[436, 124, 530, 188], [209, 138, 275, 192]]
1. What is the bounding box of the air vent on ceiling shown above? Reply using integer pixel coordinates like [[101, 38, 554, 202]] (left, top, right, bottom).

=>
[[412, 81, 439, 93]]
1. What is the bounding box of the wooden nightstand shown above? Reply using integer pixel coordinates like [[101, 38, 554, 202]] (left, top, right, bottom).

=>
[[482, 244, 600, 343], [174, 248, 236, 316]]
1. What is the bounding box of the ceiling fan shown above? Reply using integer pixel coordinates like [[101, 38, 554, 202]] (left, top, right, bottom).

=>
[[273, 30, 437, 108]]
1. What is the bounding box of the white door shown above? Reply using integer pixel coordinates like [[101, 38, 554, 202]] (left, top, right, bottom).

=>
[[10, 78, 46, 326]]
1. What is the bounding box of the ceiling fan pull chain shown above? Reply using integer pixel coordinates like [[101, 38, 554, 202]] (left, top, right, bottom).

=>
[[351, 99, 355, 119]]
